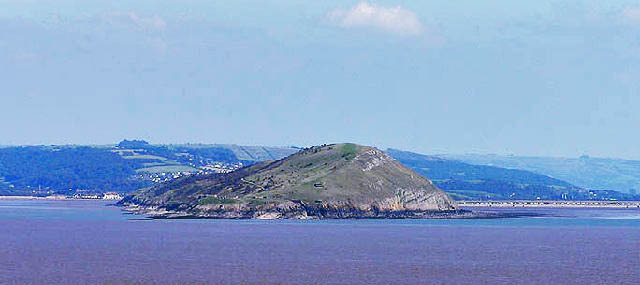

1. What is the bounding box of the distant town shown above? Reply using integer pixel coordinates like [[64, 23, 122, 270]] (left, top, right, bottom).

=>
[[0, 192, 124, 200]]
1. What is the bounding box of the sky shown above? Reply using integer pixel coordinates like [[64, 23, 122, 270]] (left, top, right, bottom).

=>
[[2, 0, 640, 159]]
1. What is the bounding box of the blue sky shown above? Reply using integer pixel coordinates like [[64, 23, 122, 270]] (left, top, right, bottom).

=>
[[2, 1, 639, 159]]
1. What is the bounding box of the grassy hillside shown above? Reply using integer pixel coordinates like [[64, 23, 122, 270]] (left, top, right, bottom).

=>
[[0, 141, 297, 195], [120, 144, 457, 219], [0, 146, 150, 194], [442, 154, 640, 193], [3, 140, 638, 201], [387, 149, 639, 201]]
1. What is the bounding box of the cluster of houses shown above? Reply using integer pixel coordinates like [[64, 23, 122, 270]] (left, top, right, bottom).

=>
[[138, 163, 243, 184], [69, 192, 123, 200], [199, 162, 240, 174], [31, 162, 245, 201]]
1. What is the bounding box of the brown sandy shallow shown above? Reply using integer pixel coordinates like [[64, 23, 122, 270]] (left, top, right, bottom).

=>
[[0, 200, 638, 284], [2, 219, 639, 284]]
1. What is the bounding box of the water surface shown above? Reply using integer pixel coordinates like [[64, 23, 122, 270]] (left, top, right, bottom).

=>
[[0, 200, 638, 284]]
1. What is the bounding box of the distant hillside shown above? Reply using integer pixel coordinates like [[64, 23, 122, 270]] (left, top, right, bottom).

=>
[[0, 141, 297, 195], [214, 144, 301, 161], [3, 140, 638, 201], [120, 144, 458, 219], [0, 146, 150, 195], [441, 154, 640, 194], [387, 149, 639, 201]]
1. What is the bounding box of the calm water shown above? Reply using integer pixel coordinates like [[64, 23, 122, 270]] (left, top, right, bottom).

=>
[[0, 200, 638, 284]]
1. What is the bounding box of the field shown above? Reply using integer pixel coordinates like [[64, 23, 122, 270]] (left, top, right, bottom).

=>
[[135, 165, 199, 174]]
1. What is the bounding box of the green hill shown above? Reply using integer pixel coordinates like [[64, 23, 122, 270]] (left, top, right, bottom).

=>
[[119, 144, 458, 219], [387, 149, 639, 201], [441, 154, 640, 194], [0, 141, 297, 195]]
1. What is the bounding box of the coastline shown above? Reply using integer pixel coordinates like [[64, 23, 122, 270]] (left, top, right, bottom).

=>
[[5, 196, 638, 209], [0, 196, 120, 201], [459, 200, 640, 208], [0, 196, 67, 200], [119, 203, 548, 220]]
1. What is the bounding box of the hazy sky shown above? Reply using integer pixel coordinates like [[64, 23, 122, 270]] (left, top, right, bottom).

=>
[[2, 1, 639, 159]]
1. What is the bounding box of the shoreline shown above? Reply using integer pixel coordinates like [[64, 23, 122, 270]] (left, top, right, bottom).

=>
[[4, 196, 639, 210], [0, 196, 119, 201], [122, 204, 477, 220], [120, 203, 550, 220], [458, 200, 640, 208], [0, 196, 68, 200]]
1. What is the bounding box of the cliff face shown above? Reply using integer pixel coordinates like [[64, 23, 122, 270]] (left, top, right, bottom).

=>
[[119, 143, 459, 219]]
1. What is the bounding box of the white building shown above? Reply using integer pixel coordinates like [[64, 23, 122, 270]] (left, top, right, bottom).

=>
[[102, 192, 123, 200]]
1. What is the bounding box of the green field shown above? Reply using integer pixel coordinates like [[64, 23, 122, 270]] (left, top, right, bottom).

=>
[[136, 165, 198, 173], [122, 154, 167, 160], [445, 190, 504, 200], [340, 143, 359, 160], [141, 162, 168, 167]]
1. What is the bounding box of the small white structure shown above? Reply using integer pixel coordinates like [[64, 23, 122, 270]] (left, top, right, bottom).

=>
[[102, 192, 123, 200]]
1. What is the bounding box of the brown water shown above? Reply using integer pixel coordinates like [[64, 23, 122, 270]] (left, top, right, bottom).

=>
[[0, 200, 638, 284]]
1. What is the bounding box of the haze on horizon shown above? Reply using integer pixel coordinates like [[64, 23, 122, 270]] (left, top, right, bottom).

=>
[[2, 1, 639, 159]]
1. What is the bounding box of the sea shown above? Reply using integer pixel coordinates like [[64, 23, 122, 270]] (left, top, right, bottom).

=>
[[0, 199, 638, 284]]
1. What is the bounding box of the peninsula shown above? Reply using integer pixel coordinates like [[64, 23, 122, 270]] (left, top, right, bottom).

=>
[[119, 143, 465, 219]]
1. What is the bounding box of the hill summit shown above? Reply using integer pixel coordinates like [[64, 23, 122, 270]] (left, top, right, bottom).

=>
[[119, 143, 459, 219]]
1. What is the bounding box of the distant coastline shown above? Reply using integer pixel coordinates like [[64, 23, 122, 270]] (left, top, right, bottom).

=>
[[0, 195, 122, 201], [3, 196, 639, 209], [459, 200, 640, 208], [0, 196, 67, 200]]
